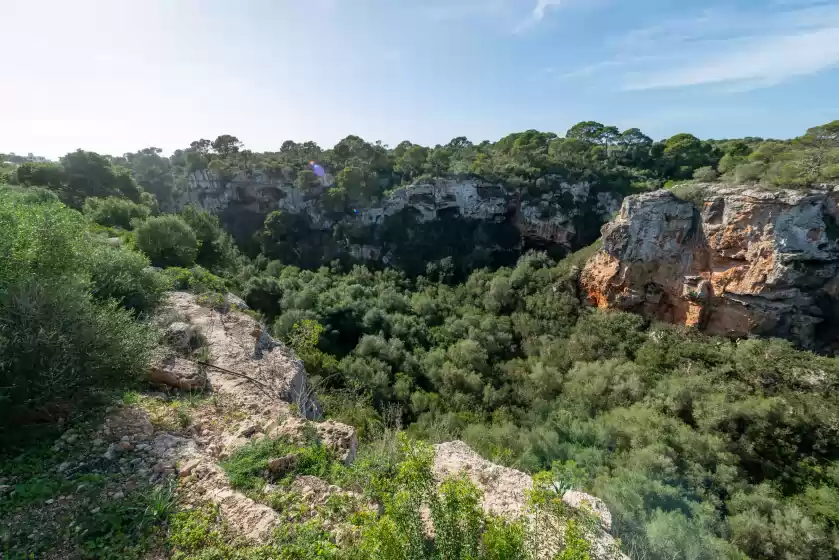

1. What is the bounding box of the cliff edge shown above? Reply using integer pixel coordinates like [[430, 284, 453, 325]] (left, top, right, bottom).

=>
[[580, 184, 839, 348]]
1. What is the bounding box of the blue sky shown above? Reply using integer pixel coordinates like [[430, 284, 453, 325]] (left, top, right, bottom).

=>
[[3, 0, 839, 158]]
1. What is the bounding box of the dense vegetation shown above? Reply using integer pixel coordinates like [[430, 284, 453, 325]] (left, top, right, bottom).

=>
[[2, 118, 839, 559], [227, 250, 839, 560]]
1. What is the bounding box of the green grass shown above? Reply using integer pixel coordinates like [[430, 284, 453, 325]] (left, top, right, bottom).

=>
[[220, 436, 339, 491]]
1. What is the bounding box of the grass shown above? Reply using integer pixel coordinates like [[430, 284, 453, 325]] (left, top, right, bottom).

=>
[[220, 436, 339, 491]]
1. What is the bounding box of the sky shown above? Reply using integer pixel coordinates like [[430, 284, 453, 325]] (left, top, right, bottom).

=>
[[2, 0, 839, 158]]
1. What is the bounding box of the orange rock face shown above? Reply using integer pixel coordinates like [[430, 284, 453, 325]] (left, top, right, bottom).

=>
[[580, 187, 839, 348]]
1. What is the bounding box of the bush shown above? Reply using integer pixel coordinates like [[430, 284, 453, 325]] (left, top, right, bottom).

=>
[[162, 265, 229, 295], [0, 279, 157, 429], [692, 166, 718, 182], [0, 193, 158, 439], [135, 215, 199, 267], [180, 205, 240, 271], [87, 245, 168, 314], [734, 162, 766, 183], [83, 196, 150, 229]]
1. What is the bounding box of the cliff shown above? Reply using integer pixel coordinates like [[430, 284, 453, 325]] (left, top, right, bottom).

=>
[[580, 184, 839, 349], [175, 170, 621, 272]]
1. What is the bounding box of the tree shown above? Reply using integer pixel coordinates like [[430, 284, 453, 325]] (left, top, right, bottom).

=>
[[211, 134, 243, 156], [15, 161, 65, 190], [692, 166, 718, 182], [566, 121, 620, 146], [661, 133, 718, 179], [59, 150, 141, 207], [135, 215, 199, 267], [395, 145, 428, 180], [123, 148, 175, 206], [295, 169, 321, 190]]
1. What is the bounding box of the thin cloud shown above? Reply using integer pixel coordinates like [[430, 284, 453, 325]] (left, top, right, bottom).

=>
[[625, 26, 839, 91], [514, 0, 562, 33], [562, 3, 839, 92]]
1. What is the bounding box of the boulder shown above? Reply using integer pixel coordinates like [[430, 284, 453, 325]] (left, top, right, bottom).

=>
[[315, 420, 357, 465], [267, 454, 300, 476], [563, 490, 612, 531], [150, 357, 208, 391], [164, 322, 197, 352]]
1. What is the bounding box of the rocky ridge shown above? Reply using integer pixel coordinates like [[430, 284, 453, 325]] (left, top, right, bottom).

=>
[[110, 292, 623, 556], [174, 170, 621, 263], [581, 184, 839, 348]]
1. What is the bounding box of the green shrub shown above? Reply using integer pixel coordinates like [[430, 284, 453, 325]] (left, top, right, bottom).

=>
[[0, 194, 158, 438], [692, 166, 718, 182], [135, 215, 199, 267], [0, 279, 157, 429], [220, 436, 335, 491], [87, 245, 168, 314], [162, 265, 229, 294], [83, 196, 150, 229]]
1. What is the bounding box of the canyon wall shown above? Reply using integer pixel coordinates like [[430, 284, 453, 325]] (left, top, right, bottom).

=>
[[174, 170, 621, 271], [580, 185, 839, 349]]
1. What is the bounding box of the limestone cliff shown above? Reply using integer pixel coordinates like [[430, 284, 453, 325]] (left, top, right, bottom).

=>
[[580, 185, 839, 349], [174, 170, 621, 270]]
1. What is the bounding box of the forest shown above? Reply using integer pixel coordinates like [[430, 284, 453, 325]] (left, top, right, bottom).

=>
[[2, 119, 839, 559]]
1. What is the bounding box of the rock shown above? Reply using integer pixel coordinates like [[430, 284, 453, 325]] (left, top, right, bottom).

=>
[[563, 490, 612, 532], [179, 458, 202, 478], [315, 420, 357, 465], [118, 442, 133, 451], [266, 417, 357, 465], [103, 444, 118, 461], [165, 322, 198, 352], [226, 292, 249, 310], [57, 462, 72, 473], [160, 292, 321, 419], [433, 441, 626, 560], [172, 171, 620, 273], [581, 186, 839, 349], [0, 485, 10, 495], [149, 357, 208, 391], [236, 423, 261, 439], [267, 454, 300, 476]]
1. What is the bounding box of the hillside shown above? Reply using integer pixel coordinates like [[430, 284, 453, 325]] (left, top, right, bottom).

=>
[[3, 119, 839, 560]]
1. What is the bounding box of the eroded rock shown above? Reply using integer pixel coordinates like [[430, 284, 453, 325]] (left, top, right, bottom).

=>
[[581, 186, 839, 348], [150, 357, 208, 391]]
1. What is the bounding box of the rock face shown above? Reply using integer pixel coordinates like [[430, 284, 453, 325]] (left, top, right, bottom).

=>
[[174, 170, 621, 268], [433, 441, 626, 560], [581, 185, 839, 348], [162, 292, 321, 418]]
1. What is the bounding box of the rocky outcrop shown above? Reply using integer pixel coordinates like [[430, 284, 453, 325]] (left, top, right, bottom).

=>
[[433, 441, 626, 560], [174, 170, 621, 267], [162, 291, 321, 418], [581, 185, 839, 348]]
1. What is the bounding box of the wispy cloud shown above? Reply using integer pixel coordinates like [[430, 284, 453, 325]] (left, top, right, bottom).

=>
[[562, 3, 839, 92], [514, 0, 563, 33], [624, 26, 839, 90]]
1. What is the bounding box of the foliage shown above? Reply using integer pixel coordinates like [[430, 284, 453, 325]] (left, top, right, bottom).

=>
[[180, 205, 242, 272], [135, 214, 199, 267], [87, 244, 169, 314], [82, 196, 151, 229], [224, 248, 839, 560], [162, 265, 230, 295], [0, 193, 158, 436]]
